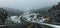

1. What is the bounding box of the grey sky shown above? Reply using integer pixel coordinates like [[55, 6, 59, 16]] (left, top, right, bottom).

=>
[[0, 0, 60, 11]]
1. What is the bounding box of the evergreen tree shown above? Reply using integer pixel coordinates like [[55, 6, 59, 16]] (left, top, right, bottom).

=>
[[0, 8, 8, 24]]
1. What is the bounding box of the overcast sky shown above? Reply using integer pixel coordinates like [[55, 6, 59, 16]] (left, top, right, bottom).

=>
[[0, 0, 60, 11]]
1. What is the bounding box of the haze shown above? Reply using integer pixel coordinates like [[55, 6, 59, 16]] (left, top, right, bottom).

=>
[[0, 0, 60, 11]]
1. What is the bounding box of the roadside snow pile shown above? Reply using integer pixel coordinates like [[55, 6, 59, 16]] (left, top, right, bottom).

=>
[[5, 16, 21, 24]]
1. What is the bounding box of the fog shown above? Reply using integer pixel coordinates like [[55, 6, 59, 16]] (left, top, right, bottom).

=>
[[0, 0, 60, 11]]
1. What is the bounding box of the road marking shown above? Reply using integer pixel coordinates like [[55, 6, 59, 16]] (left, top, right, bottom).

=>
[[26, 24, 33, 28]]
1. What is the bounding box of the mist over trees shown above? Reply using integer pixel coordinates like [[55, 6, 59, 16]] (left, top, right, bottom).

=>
[[0, 8, 24, 16]]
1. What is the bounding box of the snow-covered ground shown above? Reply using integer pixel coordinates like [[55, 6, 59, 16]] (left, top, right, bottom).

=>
[[5, 13, 45, 23], [5, 12, 60, 28], [5, 16, 21, 24]]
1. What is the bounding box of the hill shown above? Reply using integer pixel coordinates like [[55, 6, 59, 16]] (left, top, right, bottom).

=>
[[0, 8, 24, 16]]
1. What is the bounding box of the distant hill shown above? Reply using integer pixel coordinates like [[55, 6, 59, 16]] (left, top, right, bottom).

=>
[[0, 8, 24, 16], [30, 7, 51, 15]]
